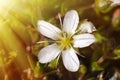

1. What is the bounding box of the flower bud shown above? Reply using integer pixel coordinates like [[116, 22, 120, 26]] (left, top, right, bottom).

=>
[[95, 0, 113, 13], [110, 0, 120, 6]]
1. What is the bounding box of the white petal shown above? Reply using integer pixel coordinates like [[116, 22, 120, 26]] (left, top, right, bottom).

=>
[[38, 20, 61, 40], [62, 47, 80, 72], [73, 34, 95, 48], [79, 21, 96, 33], [111, 0, 120, 5], [63, 10, 79, 35], [38, 43, 61, 63]]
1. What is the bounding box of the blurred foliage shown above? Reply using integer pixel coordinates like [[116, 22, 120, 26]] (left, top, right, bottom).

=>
[[94, 0, 112, 14], [0, 0, 120, 80]]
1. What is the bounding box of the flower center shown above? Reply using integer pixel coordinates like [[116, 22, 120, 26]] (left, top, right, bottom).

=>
[[58, 33, 72, 49]]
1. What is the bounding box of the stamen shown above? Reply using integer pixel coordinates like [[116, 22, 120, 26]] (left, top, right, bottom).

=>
[[69, 45, 85, 57], [37, 40, 56, 44], [75, 50, 85, 58], [37, 40, 61, 44], [63, 32, 66, 38], [75, 29, 81, 34], [58, 13, 63, 29], [56, 53, 61, 65]]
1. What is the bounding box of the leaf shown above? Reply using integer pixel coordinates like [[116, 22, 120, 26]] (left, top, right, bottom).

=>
[[91, 62, 103, 71], [48, 58, 59, 69], [34, 62, 42, 78], [79, 64, 87, 74], [114, 46, 120, 59]]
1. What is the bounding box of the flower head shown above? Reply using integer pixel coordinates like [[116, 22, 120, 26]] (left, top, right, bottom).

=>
[[37, 10, 96, 72]]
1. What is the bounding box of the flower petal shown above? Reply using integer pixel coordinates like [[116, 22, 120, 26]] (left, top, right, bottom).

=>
[[63, 10, 79, 35], [73, 34, 95, 48], [79, 21, 96, 33], [111, 0, 120, 5], [38, 43, 61, 63], [38, 20, 61, 40], [62, 47, 80, 72]]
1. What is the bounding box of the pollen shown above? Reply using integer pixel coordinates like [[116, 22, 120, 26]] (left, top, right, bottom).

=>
[[59, 33, 72, 49]]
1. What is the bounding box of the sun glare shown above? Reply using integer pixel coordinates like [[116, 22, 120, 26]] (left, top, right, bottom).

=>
[[0, 0, 15, 17]]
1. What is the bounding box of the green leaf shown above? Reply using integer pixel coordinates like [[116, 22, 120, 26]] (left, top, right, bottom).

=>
[[79, 64, 87, 74], [95, 32, 107, 43], [34, 62, 42, 78], [91, 62, 103, 71], [48, 58, 59, 69], [95, 0, 113, 14], [114, 46, 120, 59]]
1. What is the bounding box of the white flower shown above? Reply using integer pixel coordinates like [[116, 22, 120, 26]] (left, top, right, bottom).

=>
[[37, 10, 96, 72], [110, 0, 120, 6]]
